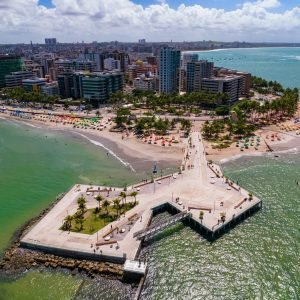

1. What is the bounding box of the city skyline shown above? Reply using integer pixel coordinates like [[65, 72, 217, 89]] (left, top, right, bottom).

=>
[[1, 0, 300, 44]]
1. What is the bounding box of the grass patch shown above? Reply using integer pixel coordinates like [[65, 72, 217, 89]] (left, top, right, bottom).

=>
[[67, 202, 137, 234]]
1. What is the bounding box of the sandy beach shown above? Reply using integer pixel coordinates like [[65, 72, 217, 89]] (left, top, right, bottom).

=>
[[0, 112, 184, 173], [1, 107, 300, 167]]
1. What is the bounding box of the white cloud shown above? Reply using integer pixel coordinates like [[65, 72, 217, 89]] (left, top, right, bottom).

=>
[[0, 0, 300, 43]]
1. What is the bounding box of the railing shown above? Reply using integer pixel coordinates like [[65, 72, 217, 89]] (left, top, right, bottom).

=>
[[133, 211, 191, 240]]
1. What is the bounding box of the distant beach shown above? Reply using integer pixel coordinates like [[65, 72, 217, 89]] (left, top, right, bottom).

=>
[[185, 47, 300, 88]]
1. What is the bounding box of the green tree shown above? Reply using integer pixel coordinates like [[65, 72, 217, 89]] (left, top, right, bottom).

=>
[[129, 191, 138, 205], [95, 195, 104, 210], [113, 198, 121, 216], [102, 199, 110, 215], [119, 191, 127, 204]]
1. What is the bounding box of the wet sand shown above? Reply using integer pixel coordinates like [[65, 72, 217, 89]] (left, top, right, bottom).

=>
[[0, 114, 182, 173]]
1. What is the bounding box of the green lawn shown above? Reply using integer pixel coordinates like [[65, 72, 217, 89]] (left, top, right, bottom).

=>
[[69, 202, 137, 234]]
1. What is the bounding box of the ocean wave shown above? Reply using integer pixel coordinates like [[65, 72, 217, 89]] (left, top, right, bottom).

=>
[[75, 132, 136, 172], [282, 55, 300, 61], [219, 147, 299, 164], [219, 152, 265, 164], [17, 121, 42, 129], [0, 116, 6, 120], [272, 147, 299, 154]]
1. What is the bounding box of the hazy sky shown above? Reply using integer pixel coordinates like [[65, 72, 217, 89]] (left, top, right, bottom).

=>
[[1, 0, 300, 43]]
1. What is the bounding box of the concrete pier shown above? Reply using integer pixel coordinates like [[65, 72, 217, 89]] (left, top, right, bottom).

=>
[[21, 131, 262, 268]]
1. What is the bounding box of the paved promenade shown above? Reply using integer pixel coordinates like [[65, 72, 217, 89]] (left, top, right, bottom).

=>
[[21, 132, 261, 261]]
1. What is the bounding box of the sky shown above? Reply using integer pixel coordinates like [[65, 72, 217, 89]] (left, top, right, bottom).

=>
[[1, 0, 300, 44]]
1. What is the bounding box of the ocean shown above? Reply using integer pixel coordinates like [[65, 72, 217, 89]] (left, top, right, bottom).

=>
[[1, 47, 300, 299], [0, 119, 140, 299], [140, 154, 300, 299], [192, 47, 300, 88]]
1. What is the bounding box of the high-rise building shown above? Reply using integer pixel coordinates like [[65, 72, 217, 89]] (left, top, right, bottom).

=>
[[57, 73, 83, 99], [186, 60, 214, 93], [159, 47, 181, 94], [83, 51, 129, 72], [179, 53, 198, 92], [45, 38, 57, 51], [81, 72, 124, 106], [181, 53, 198, 71], [0, 55, 23, 88], [45, 38, 57, 45]]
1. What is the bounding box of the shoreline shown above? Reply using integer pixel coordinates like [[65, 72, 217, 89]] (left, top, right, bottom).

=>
[[0, 190, 131, 282], [0, 115, 182, 174], [183, 46, 300, 54], [1, 112, 300, 167]]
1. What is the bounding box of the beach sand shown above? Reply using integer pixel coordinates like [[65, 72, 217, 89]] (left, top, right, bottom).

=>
[[2, 109, 299, 166], [0, 113, 183, 173]]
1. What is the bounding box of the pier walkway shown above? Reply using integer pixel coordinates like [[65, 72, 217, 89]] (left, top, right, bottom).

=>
[[21, 131, 262, 266], [133, 211, 191, 240]]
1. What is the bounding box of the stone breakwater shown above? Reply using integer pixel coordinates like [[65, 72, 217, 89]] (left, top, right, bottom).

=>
[[0, 246, 124, 279], [0, 191, 123, 279]]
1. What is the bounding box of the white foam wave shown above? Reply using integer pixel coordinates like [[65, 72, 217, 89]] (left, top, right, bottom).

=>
[[18, 121, 42, 129], [220, 147, 299, 164], [219, 152, 265, 164], [0, 116, 6, 120], [273, 147, 299, 154], [282, 55, 300, 61], [75, 132, 135, 172]]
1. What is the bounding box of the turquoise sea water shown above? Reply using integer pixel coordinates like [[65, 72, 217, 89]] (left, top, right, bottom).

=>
[[0, 119, 140, 299], [140, 154, 300, 299], [193, 47, 300, 88], [1, 46, 300, 299]]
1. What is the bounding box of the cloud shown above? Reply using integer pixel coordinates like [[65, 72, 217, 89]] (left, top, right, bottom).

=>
[[0, 0, 300, 43]]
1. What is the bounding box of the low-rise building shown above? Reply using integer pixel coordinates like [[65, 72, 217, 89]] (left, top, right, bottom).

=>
[[41, 82, 59, 96], [5, 71, 34, 88], [104, 58, 121, 71], [201, 75, 243, 103], [133, 77, 158, 91], [81, 72, 124, 106], [22, 78, 47, 93], [214, 67, 251, 97]]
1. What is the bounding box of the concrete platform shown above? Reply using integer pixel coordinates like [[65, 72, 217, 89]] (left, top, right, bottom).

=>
[[21, 132, 262, 265]]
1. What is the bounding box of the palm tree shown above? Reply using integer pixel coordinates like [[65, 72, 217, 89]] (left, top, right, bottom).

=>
[[102, 199, 110, 215], [129, 191, 138, 205], [76, 196, 86, 216], [119, 191, 127, 205], [64, 215, 73, 230], [77, 196, 86, 206], [113, 198, 121, 216], [95, 195, 104, 210]]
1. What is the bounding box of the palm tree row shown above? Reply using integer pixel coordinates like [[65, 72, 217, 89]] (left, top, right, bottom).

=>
[[233, 88, 299, 122], [110, 90, 231, 111]]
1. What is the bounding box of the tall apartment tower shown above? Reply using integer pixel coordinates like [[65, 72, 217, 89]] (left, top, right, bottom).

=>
[[45, 38, 57, 51], [0, 55, 23, 88], [186, 60, 214, 93], [181, 53, 198, 71], [159, 47, 181, 94], [179, 53, 198, 92]]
